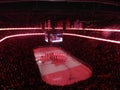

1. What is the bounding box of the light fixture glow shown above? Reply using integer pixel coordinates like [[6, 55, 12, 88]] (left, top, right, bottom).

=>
[[0, 33, 120, 44], [0, 33, 44, 43], [0, 27, 120, 32], [0, 27, 42, 31], [66, 28, 120, 32], [63, 33, 120, 44]]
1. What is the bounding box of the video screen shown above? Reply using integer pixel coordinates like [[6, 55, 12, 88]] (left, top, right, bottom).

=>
[[45, 33, 63, 43]]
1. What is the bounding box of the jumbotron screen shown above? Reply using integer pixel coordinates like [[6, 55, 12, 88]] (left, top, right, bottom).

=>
[[45, 33, 63, 43]]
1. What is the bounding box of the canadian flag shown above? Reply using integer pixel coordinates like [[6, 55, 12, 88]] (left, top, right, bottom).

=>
[[33, 46, 92, 86]]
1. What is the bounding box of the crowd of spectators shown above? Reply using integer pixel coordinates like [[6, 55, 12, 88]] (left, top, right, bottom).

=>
[[0, 30, 120, 89]]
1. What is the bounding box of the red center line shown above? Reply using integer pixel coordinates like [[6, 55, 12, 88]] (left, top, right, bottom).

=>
[[0, 33, 120, 44]]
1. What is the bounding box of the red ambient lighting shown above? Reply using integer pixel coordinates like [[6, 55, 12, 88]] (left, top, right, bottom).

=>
[[0, 27, 120, 44], [0, 33, 120, 44]]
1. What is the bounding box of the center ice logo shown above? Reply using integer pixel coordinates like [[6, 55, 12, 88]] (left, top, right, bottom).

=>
[[40, 52, 67, 66]]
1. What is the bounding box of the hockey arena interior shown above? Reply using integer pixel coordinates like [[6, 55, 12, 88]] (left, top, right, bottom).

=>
[[0, 0, 120, 89]]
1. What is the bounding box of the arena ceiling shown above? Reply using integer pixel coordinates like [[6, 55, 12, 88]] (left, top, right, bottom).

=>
[[0, 0, 120, 28]]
